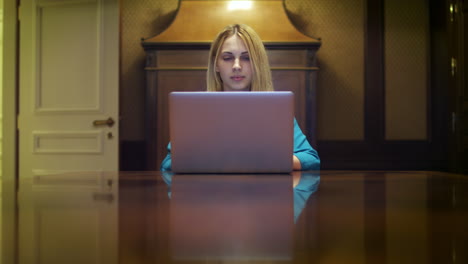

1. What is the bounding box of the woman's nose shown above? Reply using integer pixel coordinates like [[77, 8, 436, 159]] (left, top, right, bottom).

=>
[[233, 58, 241, 70]]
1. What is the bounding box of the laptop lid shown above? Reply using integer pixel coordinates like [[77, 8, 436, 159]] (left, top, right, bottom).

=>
[[169, 91, 294, 173]]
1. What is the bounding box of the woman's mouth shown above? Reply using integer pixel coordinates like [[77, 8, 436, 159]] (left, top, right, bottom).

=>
[[231, 76, 245, 81]]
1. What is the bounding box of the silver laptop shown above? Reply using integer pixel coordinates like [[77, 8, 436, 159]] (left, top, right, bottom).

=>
[[169, 91, 294, 173]]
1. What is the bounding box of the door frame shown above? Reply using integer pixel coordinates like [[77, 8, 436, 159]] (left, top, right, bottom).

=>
[[2, 0, 18, 194], [2, 1, 18, 264]]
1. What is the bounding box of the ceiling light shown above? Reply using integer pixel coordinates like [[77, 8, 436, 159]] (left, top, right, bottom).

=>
[[227, 1, 253, 11]]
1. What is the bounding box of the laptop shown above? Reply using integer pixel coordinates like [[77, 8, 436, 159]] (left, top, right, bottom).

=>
[[169, 91, 294, 173]]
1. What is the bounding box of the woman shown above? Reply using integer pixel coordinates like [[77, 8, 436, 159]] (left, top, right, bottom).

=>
[[161, 24, 320, 171]]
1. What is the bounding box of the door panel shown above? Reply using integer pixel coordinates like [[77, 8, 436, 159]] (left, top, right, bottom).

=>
[[19, 0, 119, 182], [38, 2, 100, 111]]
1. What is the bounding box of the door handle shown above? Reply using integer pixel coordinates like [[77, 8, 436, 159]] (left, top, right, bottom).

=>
[[93, 117, 115, 127]]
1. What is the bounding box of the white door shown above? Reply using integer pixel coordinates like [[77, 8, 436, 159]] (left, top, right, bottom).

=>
[[19, 0, 119, 184]]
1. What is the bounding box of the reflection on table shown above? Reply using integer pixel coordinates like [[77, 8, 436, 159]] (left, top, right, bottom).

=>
[[3, 171, 467, 263], [161, 171, 320, 223]]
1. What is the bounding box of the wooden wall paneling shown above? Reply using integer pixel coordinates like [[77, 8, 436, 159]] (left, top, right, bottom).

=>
[[269, 47, 319, 147], [316, 0, 452, 170], [144, 49, 159, 170], [428, 0, 450, 171], [365, 0, 385, 144], [272, 71, 306, 127]]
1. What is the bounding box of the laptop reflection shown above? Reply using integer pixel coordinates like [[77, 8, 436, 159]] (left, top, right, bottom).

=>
[[169, 174, 293, 262]]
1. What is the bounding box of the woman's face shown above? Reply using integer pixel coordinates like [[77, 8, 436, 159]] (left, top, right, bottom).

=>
[[216, 34, 253, 91]]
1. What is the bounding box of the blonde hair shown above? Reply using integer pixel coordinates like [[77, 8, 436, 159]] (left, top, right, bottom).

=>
[[207, 24, 273, 91]]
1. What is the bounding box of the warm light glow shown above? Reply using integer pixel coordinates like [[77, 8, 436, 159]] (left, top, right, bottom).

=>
[[227, 1, 253, 11]]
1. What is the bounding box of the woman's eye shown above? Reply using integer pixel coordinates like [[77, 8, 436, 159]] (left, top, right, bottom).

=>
[[241, 55, 250, 61], [222, 56, 233, 61]]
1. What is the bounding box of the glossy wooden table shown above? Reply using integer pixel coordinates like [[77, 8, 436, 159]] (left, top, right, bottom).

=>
[[4, 171, 468, 263]]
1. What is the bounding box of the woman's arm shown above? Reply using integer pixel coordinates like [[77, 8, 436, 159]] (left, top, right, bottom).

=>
[[293, 119, 320, 170], [160, 143, 172, 171]]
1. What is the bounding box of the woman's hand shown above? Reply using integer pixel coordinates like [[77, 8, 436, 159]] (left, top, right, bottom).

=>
[[293, 155, 302, 170]]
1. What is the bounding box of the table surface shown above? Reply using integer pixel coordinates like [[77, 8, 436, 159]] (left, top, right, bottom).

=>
[[4, 170, 468, 263]]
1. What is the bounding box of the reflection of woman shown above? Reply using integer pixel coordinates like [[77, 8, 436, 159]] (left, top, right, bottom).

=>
[[161, 24, 320, 171], [293, 172, 320, 222]]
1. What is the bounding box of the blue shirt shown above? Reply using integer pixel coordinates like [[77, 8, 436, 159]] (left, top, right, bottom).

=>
[[160, 118, 320, 171]]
